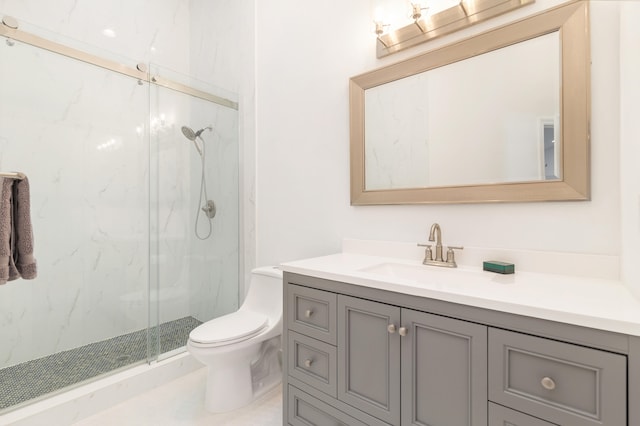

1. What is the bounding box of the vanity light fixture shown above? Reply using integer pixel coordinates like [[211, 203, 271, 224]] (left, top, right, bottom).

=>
[[374, 21, 392, 47], [376, 0, 535, 58], [411, 3, 427, 21], [411, 2, 429, 32], [374, 21, 388, 36]]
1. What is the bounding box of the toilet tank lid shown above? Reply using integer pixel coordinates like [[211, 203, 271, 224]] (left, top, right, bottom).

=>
[[251, 266, 283, 279]]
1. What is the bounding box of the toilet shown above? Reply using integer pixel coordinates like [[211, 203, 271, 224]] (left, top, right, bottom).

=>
[[187, 266, 283, 413]]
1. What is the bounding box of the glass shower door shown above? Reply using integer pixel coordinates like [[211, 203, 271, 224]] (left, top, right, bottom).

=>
[[148, 65, 240, 360], [0, 19, 240, 412], [0, 27, 149, 410]]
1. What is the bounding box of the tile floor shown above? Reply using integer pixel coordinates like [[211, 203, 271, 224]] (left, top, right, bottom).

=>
[[0, 317, 202, 411], [72, 368, 282, 426]]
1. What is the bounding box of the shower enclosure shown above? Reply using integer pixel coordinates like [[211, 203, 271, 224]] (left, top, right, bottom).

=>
[[0, 18, 239, 411]]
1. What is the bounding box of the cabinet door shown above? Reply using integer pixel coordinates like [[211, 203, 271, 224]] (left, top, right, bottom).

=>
[[337, 295, 401, 425], [401, 308, 487, 426]]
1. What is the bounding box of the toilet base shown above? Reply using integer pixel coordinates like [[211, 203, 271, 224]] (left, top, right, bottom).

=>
[[198, 336, 282, 413], [205, 361, 254, 413]]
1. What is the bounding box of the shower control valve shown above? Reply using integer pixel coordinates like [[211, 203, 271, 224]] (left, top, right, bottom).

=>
[[202, 200, 216, 219]]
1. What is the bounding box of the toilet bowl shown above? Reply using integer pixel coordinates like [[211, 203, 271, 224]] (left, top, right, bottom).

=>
[[187, 266, 283, 413]]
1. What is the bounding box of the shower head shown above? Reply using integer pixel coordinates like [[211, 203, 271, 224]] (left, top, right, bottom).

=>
[[181, 126, 197, 141], [181, 125, 212, 157], [181, 125, 212, 141]]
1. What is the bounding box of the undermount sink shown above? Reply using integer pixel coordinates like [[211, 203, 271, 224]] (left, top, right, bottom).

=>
[[360, 262, 444, 282], [358, 262, 491, 288]]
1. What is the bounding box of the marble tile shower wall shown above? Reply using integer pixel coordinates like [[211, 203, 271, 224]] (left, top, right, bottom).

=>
[[150, 76, 240, 327], [0, 0, 244, 368], [184, 100, 240, 324], [0, 36, 150, 366], [0, 0, 191, 75]]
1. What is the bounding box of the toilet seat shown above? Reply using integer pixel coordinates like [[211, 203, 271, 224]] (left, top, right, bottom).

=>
[[189, 310, 268, 347]]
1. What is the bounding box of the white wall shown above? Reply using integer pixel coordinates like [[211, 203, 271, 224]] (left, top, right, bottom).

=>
[[620, 2, 640, 297], [255, 1, 628, 283]]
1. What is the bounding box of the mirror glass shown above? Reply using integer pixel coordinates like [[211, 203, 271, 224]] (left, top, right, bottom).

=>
[[364, 32, 559, 190], [350, 1, 590, 205]]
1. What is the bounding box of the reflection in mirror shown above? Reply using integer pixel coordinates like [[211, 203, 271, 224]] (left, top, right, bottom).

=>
[[350, 1, 590, 205], [364, 31, 559, 191]]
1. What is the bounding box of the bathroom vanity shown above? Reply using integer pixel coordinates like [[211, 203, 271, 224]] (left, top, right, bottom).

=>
[[281, 247, 640, 426]]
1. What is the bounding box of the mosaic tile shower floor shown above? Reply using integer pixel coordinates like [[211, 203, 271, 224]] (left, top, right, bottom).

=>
[[0, 316, 201, 410]]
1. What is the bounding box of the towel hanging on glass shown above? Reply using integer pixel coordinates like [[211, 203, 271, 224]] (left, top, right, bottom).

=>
[[0, 172, 37, 284]]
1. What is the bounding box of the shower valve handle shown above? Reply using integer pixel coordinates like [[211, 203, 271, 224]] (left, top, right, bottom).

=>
[[201, 200, 216, 219]]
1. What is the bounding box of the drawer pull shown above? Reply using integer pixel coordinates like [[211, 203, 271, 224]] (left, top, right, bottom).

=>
[[387, 324, 397, 334], [399, 327, 408, 337], [304, 358, 313, 368], [304, 309, 313, 318], [541, 376, 556, 390]]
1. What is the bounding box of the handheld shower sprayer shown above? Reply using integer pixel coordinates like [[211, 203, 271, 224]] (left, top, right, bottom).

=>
[[181, 125, 212, 157], [180, 124, 216, 239], [180, 125, 212, 141]]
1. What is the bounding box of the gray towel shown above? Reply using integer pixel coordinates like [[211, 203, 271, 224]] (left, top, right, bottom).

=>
[[0, 178, 12, 284], [0, 176, 37, 285]]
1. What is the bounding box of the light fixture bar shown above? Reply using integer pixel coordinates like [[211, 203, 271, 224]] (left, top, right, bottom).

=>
[[377, 0, 535, 58]]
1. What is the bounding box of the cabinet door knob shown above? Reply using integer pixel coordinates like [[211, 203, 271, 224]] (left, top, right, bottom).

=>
[[541, 376, 556, 390], [399, 327, 408, 337], [304, 359, 313, 368], [387, 324, 397, 334], [304, 309, 313, 318]]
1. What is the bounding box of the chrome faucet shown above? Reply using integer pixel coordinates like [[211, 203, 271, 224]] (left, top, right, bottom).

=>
[[418, 223, 463, 268]]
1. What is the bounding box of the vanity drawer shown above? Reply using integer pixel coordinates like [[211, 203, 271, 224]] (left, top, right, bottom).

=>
[[488, 328, 627, 426], [288, 331, 337, 397], [287, 284, 337, 344], [489, 403, 558, 426], [288, 385, 370, 426]]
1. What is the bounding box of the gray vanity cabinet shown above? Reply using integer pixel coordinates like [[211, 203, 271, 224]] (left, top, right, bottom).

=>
[[287, 284, 487, 426], [284, 272, 634, 426]]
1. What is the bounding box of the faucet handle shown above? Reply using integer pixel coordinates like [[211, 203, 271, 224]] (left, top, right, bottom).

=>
[[446, 246, 463, 265], [417, 243, 433, 263]]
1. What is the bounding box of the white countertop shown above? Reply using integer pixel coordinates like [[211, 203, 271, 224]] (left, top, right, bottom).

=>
[[281, 252, 640, 336]]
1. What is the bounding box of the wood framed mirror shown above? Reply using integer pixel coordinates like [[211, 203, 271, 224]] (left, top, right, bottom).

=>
[[350, 1, 589, 205]]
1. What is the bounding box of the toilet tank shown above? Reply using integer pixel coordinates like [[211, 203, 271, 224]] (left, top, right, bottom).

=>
[[240, 266, 283, 318]]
